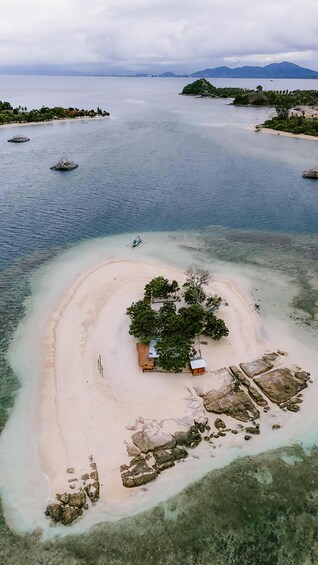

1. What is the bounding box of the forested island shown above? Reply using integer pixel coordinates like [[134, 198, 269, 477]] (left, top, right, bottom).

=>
[[0, 100, 109, 125], [181, 79, 318, 137]]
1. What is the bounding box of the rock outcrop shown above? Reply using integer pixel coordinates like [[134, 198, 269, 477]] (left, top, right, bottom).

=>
[[50, 159, 78, 171], [196, 383, 260, 422], [7, 135, 30, 143], [302, 165, 318, 179], [121, 455, 158, 487], [45, 458, 100, 525], [254, 368, 310, 405], [132, 423, 176, 453], [240, 358, 273, 378]]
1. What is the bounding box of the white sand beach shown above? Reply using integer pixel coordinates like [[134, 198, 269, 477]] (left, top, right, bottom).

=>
[[247, 124, 318, 141], [0, 234, 317, 537], [0, 115, 109, 130]]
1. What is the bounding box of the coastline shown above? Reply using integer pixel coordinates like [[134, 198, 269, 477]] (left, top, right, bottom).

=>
[[0, 234, 317, 537], [247, 124, 318, 141], [0, 115, 109, 130]]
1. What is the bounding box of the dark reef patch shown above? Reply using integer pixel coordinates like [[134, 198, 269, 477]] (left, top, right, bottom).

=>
[[0, 445, 318, 564]]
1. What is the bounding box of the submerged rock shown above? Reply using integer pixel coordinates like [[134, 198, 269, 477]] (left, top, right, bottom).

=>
[[7, 135, 30, 143], [50, 159, 78, 171]]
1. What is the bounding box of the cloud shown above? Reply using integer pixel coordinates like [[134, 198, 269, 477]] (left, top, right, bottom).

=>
[[0, 0, 317, 70]]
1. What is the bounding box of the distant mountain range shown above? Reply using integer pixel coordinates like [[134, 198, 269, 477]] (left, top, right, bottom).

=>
[[190, 62, 318, 79], [0, 61, 317, 78]]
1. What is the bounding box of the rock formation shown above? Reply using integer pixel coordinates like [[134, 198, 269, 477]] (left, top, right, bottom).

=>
[[240, 358, 273, 378], [45, 458, 100, 525], [7, 135, 30, 143], [302, 165, 318, 179], [195, 381, 260, 422], [254, 368, 310, 405], [50, 159, 78, 171]]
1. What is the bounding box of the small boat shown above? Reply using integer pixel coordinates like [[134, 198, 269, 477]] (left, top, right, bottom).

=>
[[132, 235, 142, 247]]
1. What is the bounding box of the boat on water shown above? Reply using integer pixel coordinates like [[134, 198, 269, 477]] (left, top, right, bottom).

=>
[[132, 235, 142, 247]]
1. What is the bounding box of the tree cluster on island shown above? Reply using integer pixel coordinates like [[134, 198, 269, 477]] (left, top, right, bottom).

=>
[[126, 266, 229, 373], [0, 100, 109, 125], [181, 79, 318, 137]]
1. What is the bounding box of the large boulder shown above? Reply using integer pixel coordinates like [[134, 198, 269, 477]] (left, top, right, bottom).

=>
[[240, 359, 273, 378], [61, 506, 83, 525], [200, 384, 260, 422], [132, 423, 176, 453], [45, 503, 63, 523], [254, 368, 310, 405], [248, 386, 268, 407], [153, 449, 175, 471], [68, 490, 87, 508]]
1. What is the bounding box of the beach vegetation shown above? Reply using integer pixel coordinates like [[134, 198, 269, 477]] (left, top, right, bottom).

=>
[[126, 300, 159, 344], [144, 276, 179, 299], [155, 334, 192, 372], [204, 313, 229, 340], [127, 273, 229, 372], [0, 100, 109, 125], [261, 115, 318, 137]]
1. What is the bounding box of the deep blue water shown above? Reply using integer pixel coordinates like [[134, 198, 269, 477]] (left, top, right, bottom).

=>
[[0, 76, 317, 267]]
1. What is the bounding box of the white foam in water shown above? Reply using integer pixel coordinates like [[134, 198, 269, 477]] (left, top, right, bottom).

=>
[[0, 231, 317, 539]]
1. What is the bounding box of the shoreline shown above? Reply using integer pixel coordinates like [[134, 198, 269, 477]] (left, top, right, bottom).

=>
[[0, 115, 109, 130], [247, 124, 318, 141], [0, 235, 317, 537]]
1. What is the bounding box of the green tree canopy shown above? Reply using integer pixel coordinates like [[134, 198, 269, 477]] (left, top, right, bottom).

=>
[[144, 276, 179, 299], [203, 313, 229, 340], [183, 284, 206, 305], [178, 304, 206, 338], [126, 300, 159, 343], [155, 334, 192, 373]]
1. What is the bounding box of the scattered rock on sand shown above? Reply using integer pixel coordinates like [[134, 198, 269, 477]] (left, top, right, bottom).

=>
[[254, 368, 310, 405], [272, 424, 281, 430], [240, 358, 273, 378], [245, 426, 260, 435], [214, 418, 226, 430], [66, 467, 75, 474]]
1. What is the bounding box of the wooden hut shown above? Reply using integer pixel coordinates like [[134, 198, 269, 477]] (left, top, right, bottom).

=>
[[190, 357, 206, 376], [136, 343, 154, 372]]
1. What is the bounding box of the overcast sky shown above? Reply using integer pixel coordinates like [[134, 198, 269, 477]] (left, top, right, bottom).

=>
[[1, 0, 317, 71]]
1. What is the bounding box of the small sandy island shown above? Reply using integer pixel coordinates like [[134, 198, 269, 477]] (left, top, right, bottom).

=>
[[0, 242, 316, 536]]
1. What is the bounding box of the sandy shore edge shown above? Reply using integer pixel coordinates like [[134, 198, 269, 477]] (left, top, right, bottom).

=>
[[246, 124, 318, 141], [0, 115, 109, 130]]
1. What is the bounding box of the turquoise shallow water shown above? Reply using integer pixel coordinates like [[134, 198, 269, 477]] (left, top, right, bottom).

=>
[[0, 76, 318, 563]]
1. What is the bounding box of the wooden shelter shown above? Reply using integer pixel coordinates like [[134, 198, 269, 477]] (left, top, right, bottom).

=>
[[190, 357, 206, 376], [136, 342, 154, 372]]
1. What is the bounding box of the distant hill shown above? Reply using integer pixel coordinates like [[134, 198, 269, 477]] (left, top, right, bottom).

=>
[[191, 62, 318, 79], [0, 61, 317, 78]]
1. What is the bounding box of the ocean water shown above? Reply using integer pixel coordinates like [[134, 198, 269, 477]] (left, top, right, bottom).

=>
[[0, 76, 318, 564]]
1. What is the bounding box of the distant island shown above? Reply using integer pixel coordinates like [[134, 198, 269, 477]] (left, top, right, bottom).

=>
[[190, 61, 318, 79], [0, 100, 109, 126], [181, 79, 318, 137], [0, 61, 317, 79]]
